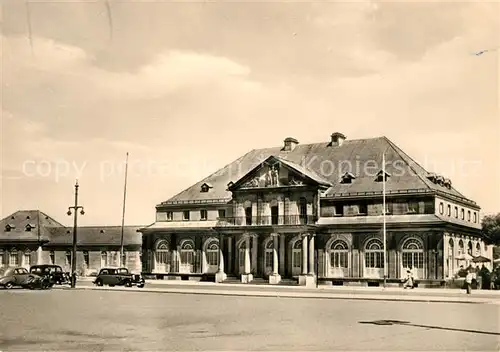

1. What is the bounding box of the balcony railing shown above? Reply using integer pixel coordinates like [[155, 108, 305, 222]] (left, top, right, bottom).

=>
[[216, 215, 316, 227]]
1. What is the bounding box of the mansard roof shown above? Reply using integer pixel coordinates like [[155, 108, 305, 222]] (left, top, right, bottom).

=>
[[46, 226, 142, 246], [161, 136, 477, 206], [0, 210, 142, 246], [0, 210, 64, 242]]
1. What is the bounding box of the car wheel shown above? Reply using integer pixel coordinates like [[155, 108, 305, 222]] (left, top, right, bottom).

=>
[[137, 284, 144, 288], [5, 282, 14, 289], [125, 281, 132, 288], [95, 279, 103, 286]]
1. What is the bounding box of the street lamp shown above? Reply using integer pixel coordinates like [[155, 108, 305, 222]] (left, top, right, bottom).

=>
[[67, 179, 84, 288]]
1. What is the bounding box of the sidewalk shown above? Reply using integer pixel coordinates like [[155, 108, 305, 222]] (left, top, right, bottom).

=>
[[68, 278, 500, 304]]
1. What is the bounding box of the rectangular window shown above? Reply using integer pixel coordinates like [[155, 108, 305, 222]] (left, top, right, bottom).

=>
[[408, 201, 418, 213], [245, 207, 252, 225], [454, 207, 458, 218], [467, 211, 471, 221], [447, 205, 451, 216], [473, 212, 477, 223], [166, 212, 173, 221], [461, 209, 465, 220], [358, 203, 367, 215], [200, 210, 207, 221], [183, 211, 190, 221], [218, 209, 226, 219], [334, 204, 344, 216]]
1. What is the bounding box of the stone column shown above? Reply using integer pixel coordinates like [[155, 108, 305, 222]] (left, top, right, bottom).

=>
[[216, 234, 226, 283], [269, 234, 281, 284], [299, 233, 315, 287], [279, 234, 285, 276], [308, 234, 315, 275], [302, 235, 308, 275], [251, 234, 258, 274], [228, 236, 233, 274], [37, 246, 43, 265], [241, 236, 253, 283]]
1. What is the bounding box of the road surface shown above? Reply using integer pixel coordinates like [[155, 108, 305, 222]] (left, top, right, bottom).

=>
[[0, 289, 498, 351]]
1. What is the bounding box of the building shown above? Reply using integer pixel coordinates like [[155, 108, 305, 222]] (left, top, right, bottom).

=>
[[140, 133, 491, 286], [0, 210, 142, 275]]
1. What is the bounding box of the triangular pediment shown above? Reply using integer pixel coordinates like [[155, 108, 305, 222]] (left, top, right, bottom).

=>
[[228, 156, 331, 191]]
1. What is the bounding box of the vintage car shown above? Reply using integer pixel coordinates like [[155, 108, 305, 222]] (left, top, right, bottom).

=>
[[0, 267, 51, 289], [29, 264, 70, 286], [93, 267, 145, 288]]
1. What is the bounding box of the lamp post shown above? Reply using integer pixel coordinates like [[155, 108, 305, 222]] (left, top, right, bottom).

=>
[[67, 179, 85, 288]]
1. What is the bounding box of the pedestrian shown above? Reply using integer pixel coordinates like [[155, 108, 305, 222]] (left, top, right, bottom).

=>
[[465, 269, 473, 294], [403, 269, 414, 289]]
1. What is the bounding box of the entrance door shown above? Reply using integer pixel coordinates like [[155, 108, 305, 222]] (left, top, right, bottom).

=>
[[364, 239, 384, 278], [271, 206, 279, 225], [179, 240, 195, 273], [291, 240, 302, 276], [264, 239, 273, 275], [238, 240, 249, 275]]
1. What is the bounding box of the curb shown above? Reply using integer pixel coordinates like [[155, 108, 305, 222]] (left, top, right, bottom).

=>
[[54, 286, 496, 305]]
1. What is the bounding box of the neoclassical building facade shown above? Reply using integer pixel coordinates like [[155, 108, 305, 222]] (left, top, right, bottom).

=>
[[140, 133, 490, 286]]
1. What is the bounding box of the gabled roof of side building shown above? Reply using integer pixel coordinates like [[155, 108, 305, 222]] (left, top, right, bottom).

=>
[[161, 136, 476, 206]]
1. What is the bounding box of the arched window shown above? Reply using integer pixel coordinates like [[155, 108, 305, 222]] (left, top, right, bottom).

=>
[[49, 251, 55, 265], [9, 249, 19, 266], [439, 203, 444, 214], [23, 250, 32, 268], [475, 242, 481, 256], [65, 251, 72, 267], [467, 241, 473, 256], [101, 251, 108, 267], [458, 240, 464, 256], [206, 240, 219, 266], [365, 239, 384, 269], [330, 240, 348, 268], [180, 240, 195, 265], [264, 239, 274, 270], [83, 251, 89, 267], [401, 238, 424, 269], [292, 239, 302, 270], [155, 240, 170, 270], [238, 239, 250, 268], [447, 238, 455, 277]]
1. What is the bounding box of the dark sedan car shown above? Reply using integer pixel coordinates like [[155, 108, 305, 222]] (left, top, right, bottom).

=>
[[30, 264, 70, 286], [0, 267, 50, 289], [93, 267, 145, 288]]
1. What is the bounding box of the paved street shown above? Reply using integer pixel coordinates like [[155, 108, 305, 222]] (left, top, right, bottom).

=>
[[0, 289, 499, 351]]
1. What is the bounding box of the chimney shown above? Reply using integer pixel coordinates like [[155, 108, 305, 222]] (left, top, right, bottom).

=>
[[330, 132, 346, 147], [283, 137, 299, 151]]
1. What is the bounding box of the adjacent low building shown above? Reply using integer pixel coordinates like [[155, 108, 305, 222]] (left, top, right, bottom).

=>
[[0, 210, 143, 275], [140, 133, 491, 286]]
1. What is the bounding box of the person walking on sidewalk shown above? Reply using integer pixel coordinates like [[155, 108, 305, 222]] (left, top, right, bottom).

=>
[[403, 269, 414, 289], [465, 269, 473, 294]]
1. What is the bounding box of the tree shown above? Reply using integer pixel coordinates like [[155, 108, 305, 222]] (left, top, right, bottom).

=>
[[482, 213, 500, 245]]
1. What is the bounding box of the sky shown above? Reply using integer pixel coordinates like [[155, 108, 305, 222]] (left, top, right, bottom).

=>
[[1, 0, 499, 226]]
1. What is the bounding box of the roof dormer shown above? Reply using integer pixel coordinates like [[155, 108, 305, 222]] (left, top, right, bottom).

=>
[[375, 170, 391, 182], [25, 224, 35, 232], [340, 172, 356, 184], [443, 178, 452, 189], [200, 183, 213, 193], [5, 224, 15, 232], [330, 132, 346, 147], [282, 137, 299, 152], [226, 181, 234, 191]]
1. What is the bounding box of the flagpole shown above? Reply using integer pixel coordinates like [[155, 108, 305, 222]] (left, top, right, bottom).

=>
[[382, 152, 387, 288], [119, 152, 129, 267]]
